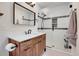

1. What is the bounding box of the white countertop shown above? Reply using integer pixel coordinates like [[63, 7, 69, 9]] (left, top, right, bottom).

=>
[[8, 32, 45, 42]]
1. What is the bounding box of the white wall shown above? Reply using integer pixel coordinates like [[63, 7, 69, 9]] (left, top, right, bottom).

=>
[[38, 5, 69, 50], [0, 2, 37, 56]]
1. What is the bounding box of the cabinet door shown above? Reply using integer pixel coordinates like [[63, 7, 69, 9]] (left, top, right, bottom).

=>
[[33, 35, 46, 56], [32, 43, 38, 56], [33, 40, 44, 56], [42, 34, 46, 51], [37, 40, 44, 56], [38, 34, 46, 55]]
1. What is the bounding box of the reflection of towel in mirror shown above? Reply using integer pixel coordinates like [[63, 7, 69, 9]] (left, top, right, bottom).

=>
[[67, 11, 77, 46]]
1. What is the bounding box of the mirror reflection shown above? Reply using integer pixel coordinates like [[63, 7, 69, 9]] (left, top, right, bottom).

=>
[[13, 2, 36, 26]]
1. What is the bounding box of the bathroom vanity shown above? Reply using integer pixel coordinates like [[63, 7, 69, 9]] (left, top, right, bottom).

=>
[[8, 33, 46, 56]]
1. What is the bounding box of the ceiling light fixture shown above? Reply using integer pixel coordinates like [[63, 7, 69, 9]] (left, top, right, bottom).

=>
[[25, 2, 35, 7]]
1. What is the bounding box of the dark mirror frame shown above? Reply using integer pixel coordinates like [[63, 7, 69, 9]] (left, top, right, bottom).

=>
[[13, 2, 36, 26]]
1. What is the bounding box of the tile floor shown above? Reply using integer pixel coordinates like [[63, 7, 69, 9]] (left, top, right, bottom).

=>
[[43, 47, 73, 56]]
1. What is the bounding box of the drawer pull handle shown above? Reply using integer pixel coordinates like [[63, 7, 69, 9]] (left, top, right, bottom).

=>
[[24, 47, 30, 51]]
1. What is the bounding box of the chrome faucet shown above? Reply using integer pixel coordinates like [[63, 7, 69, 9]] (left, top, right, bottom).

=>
[[25, 29, 32, 35], [27, 29, 32, 34]]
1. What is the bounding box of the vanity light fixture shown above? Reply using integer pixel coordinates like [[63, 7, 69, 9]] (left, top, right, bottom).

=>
[[25, 2, 35, 7], [0, 13, 4, 16]]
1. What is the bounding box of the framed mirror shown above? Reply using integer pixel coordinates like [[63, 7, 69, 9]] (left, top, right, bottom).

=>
[[13, 2, 36, 26]]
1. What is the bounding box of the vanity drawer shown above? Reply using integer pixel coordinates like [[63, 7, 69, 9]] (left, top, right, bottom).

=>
[[20, 39, 33, 47], [20, 45, 33, 56]]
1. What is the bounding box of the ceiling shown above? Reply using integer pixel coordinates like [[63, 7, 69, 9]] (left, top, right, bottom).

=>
[[37, 2, 70, 9]]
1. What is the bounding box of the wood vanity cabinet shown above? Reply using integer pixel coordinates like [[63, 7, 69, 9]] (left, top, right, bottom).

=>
[[8, 34, 46, 56]]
